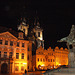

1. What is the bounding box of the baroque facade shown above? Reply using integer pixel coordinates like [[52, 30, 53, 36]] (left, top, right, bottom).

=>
[[33, 46, 68, 70]]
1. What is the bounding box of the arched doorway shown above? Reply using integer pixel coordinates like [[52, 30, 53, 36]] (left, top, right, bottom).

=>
[[1, 63, 8, 73]]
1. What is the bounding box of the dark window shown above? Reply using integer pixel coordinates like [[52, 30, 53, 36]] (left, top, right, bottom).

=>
[[4, 52, 7, 58], [23, 29, 25, 33], [28, 66, 29, 69], [48, 59, 50, 62], [21, 53, 24, 59], [5, 41, 8, 45], [28, 47, 29, 51], [22, 43, 24, 47], [51, 59, 52, 62], [9, 52, 13, 58], [10, 41, 13, 46], [0, 51, 1, 57], [28, 55, 29, 60], [41, 58, 42, 62], [38, 32, 40, 37], [38, 58, 39, 61], [17, 42, 19, 47], [0, 40, 2, 44], [16, 53, 19, 59], [53, 59, 55, 62], [20, 34, 22, 38]]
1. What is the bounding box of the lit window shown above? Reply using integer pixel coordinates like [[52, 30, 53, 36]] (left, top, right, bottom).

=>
[[4, 52, 7, 58], [16, 53, 19, 59], [9, 52, 13, 58], [21, 66, 24, 71], [22, 43, 24, 47], [15, 66, 19, 71], [10, 41, 13, 46], [5, 40, 8, 45], [0, 51, 1, 58], [21, 53, 24, 59], [38, 32, 40, 37], [17, 42, 19, 47], [0, 40, 2, 44]]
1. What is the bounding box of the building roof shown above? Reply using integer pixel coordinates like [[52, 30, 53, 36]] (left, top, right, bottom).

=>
[[0, 26, 28, 40]]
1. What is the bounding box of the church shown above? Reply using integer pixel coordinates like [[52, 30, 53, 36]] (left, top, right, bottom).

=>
[[0, 17, 68, 73]]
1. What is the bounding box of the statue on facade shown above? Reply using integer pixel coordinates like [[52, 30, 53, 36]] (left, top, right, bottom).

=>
[[58, 25, 75, 68]]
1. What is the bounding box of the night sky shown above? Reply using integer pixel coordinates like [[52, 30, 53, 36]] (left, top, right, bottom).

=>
[[0, 0, 75, 49]]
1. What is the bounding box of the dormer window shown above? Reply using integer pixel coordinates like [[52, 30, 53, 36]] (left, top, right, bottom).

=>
[[18, 32, 24, 39]]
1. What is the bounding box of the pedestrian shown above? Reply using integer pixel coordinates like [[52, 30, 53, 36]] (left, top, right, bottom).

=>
[[25, 69, 27, 75]]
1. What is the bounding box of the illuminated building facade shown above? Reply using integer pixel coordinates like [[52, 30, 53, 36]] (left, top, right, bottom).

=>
[[32, 46, 68, 70], [0, 17, 69, 73], [0, 26, 32, 73]]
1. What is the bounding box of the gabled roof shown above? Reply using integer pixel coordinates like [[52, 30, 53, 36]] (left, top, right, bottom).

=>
[[0, 26, 28, 40]]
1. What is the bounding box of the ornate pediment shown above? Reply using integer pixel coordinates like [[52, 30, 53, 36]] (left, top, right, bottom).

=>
[[0, 32, 18, 40]]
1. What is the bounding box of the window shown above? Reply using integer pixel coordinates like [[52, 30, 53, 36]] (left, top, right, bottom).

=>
[[22, 43, 24, 47], [16, 53, 19, 59], [0, 51, 1, 58], [28, 66, 29, 69], [20, 34, 22, 38], [38, 58, 39, 61], [0, 40, 2, 44], [23, 29, 25, 33], [48, 59, 50, 62], [51, 59, 52, 62], [53, 59, 55, 62], [4, 52, 7, 58], [9, 52, 13, 58], [41, 58, 42, 62], [21, 66, 24, 71], [15, 66, 19, 71], [38, 32, 40, 37], [5, 40, 8, 45], [43, 59, 45, 62], [28, 55, 29, 60], [28, 47, 29, 51], [10, 41, 13, 46], [21, 53, 24, 59], [17, 42, 19, 47]]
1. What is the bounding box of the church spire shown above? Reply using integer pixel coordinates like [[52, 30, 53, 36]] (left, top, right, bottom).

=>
[[34, 11, 40, 27]]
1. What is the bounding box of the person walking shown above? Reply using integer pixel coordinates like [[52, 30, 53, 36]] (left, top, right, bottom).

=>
[[25, 69, 27, 75]]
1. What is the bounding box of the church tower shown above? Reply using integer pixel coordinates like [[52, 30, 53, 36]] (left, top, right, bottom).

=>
[[18, 18, 29, 36], [33, 18, 44, 49]]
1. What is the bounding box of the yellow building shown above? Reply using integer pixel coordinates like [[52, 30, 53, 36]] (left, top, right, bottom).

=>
[[32, 46, 68, 70], [54, 47, 68, 68], [33, 46, 55, 70], [0, 27, 32, 73]]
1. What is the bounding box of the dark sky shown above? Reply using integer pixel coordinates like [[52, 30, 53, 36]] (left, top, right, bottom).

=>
[[0, 0, 75, 49]]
